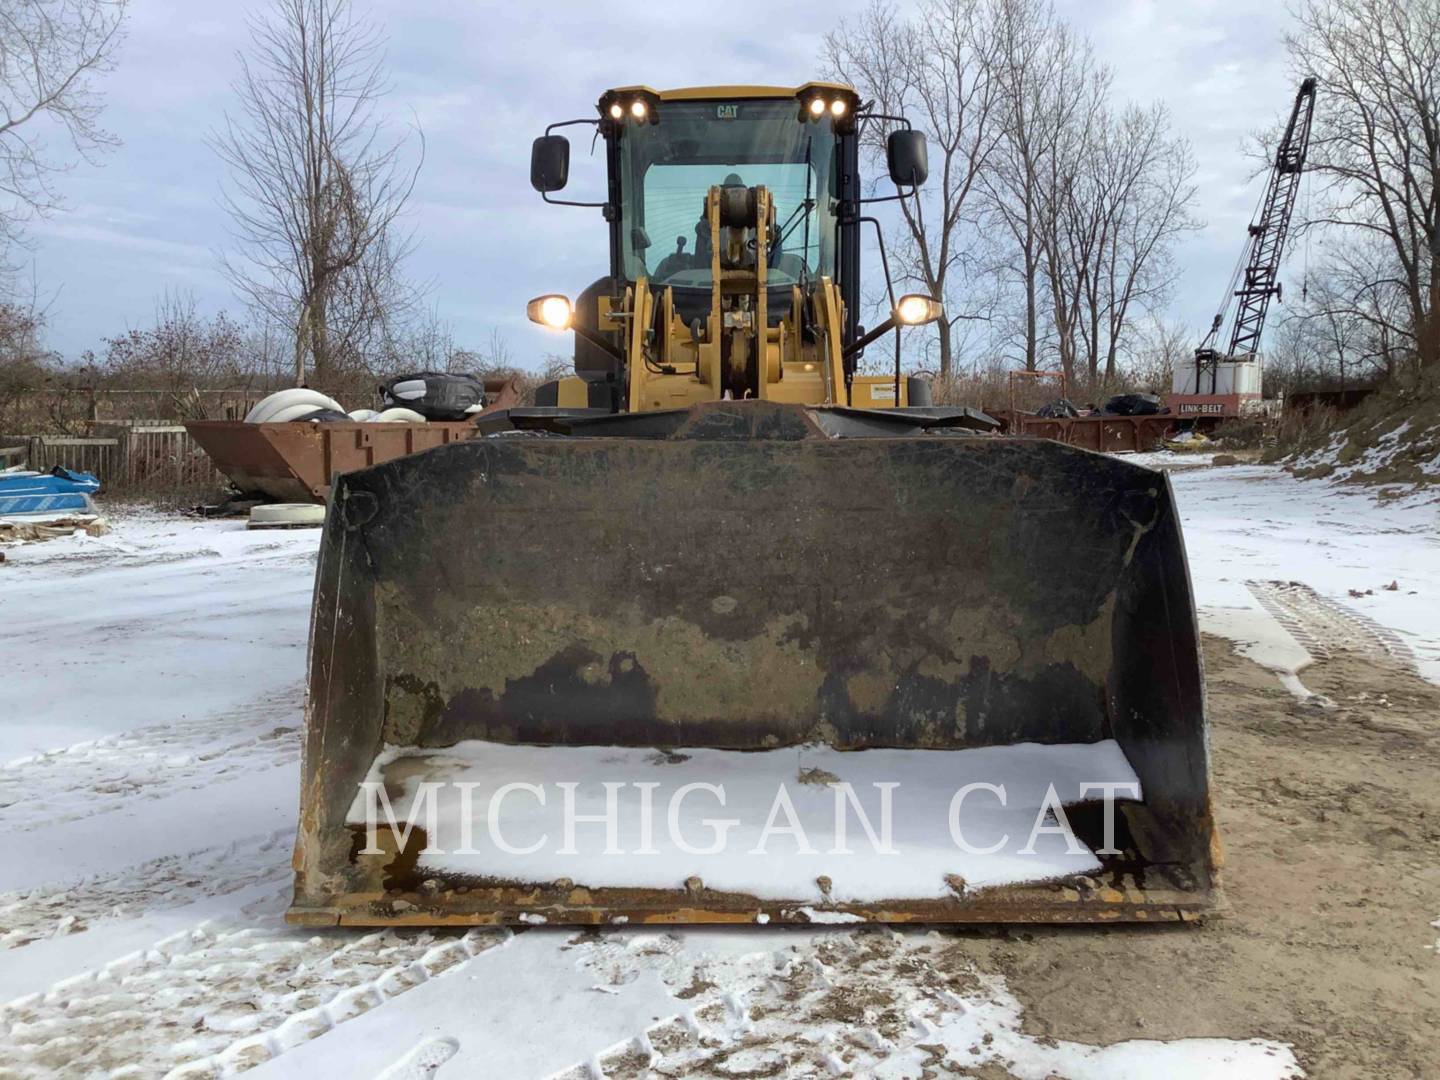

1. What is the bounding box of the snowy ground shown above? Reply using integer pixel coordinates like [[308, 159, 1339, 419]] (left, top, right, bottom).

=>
[[1140, 456, 1440, 688], [1, 462, 1434, 1078]]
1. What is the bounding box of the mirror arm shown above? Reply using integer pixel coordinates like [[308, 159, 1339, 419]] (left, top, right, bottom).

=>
[[845, 216, 904, 398], [858, 216, 898, 311], [544, 117, 600, 136], [539, 117, 606, 207], [542, 192, 607, 208], [858, 110, 912, 130], [859, 187, 917, 205], [843, 315, 897, 360]]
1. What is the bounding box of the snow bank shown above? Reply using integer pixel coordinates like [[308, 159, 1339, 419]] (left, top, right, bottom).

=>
[[1287, 382, 1440, 492]]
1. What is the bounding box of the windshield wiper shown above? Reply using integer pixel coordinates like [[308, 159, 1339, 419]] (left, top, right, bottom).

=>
[[797, 136, 814, 286], [767, 141, 817, 278]]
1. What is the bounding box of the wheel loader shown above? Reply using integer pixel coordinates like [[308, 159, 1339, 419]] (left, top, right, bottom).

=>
[[288, 83, 1220, 927]]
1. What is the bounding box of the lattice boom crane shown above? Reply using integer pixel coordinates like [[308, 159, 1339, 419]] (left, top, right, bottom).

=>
[[1176, 77, 1317, 416]]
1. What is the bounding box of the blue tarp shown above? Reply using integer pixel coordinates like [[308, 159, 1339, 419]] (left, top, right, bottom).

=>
[[0, 467, 101, 516]]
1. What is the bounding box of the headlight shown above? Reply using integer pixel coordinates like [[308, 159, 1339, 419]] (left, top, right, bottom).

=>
[[629, 99, 647, 120], [527, 294, 574, 330], [830, 98, 847, 117], [894, 294, 943, 326], [608, 102, 623, 120], [808, 97, 826, 117]]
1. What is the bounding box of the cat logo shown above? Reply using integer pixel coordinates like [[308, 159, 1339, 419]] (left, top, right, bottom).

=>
[[716, 104, 739, 120]]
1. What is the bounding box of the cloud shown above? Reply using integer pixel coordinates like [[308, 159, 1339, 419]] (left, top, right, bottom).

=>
[[1064, 0, 1301, 336], [31, 218, 209, 264]]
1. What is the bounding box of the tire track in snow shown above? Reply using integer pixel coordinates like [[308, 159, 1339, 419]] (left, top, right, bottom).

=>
[[0, 685, 303, 832], [555, 929, 1301, 1079], [554, 928, 972, 1078], [1246, 579, 1416, 668], [0, 898, 506, 1080], [134, 928, 1300, 1080], [375, 1037, 461, 1080], [0, 831, 293, 951]]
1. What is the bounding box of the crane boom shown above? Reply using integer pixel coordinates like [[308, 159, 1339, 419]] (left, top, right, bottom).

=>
[[1185, 77, 1317, 408], [1225, 76, 1317, 358]]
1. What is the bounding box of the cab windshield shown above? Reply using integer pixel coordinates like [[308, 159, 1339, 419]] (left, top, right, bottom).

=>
[[618, 99, 839, 288]]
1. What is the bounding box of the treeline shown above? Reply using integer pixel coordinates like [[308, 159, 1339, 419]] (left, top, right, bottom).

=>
[[825, 0, 1198, 383], [0, 0, 442, 395], [826, 0, 1437, 395], [0, 296, 564, 433]]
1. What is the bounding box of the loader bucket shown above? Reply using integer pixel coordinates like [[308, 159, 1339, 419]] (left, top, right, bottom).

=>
[[288, 401, 1219, 927]]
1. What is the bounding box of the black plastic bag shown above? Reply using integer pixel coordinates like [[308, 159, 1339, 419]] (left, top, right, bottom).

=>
[[293, 407, 352, 423], [1036, 398, 1080, 419], [1101, 393, 1162, 416], [379, 372, 487, 420]]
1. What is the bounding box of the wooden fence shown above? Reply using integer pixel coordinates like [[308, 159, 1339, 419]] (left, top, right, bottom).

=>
[[5, 426, 224, 492]]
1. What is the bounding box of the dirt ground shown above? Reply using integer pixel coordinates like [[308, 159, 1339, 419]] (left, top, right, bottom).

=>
[[932, 634, 1440, 1079]]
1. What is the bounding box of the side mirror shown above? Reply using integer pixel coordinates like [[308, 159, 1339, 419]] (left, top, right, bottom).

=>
[[887, 130, 928, 188], [530, 135, 570, 193]]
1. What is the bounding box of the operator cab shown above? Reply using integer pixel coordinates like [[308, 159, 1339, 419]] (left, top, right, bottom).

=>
[[527, 83, 932, 410]]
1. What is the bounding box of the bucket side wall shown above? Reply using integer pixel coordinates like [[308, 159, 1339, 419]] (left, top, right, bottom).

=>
[[1109, 471, 1214, 875], [294, 502, 387, 902]]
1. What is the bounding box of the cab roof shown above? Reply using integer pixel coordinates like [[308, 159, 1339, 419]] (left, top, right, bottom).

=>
[[603, 81, 855, 103]]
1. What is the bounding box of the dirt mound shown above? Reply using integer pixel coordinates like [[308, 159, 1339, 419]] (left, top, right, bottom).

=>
[[1280, 377, 1440, 493]]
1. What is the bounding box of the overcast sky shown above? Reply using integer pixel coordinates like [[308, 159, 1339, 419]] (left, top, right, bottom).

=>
[[25, 0, 1300, 367]]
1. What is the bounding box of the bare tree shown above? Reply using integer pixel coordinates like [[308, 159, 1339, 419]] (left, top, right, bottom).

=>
[[389, 302, 455, 371], [446, 328, 513, 375], [822, 0, 1003, 379], [1288, 0, 1439, 373], [96, 292, 252, 395], [1027, 44, 1109, 379], [1045, 102, 1197, 382], [1127, 314, 1190, 394], [0, 0, 126, 261], [966, 0, 1197, 383], [823, 0, 1196, 386], [0, 295, 55, 426], [1284, 246, 1407, 389], [1296, 275, 1367, 389], [212, 0, 422, 387], [1320, 234, 1414, 376], [980, 0, 1084, 372]]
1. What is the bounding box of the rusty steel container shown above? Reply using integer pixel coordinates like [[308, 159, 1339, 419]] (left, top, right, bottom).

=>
[[999, 413, 1180, 454], [185, 378, 522, 503]]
